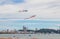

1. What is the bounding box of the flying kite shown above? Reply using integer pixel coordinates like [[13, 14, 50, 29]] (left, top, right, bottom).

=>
[[25, 15, 36, 19], [19, 10, 28, 12]]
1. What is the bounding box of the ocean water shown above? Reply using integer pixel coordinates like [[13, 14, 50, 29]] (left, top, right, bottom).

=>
[[0, 19, 60, 30], [0, 34, 60, 39]]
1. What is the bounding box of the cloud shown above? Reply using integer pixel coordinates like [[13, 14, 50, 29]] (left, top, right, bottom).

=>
[[55, 24, 60, 26], [26, 0, 56, 4], [0, 0, 60, 19]]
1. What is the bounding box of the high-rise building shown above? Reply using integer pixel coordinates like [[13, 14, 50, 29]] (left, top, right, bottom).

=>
[[23, 26, 27, 34]]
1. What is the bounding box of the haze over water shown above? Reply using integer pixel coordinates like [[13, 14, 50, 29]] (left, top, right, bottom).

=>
[[0, 19, 60, 30]]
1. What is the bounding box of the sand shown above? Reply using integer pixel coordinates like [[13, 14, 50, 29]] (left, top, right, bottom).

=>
[[0, 37, 13, 39]]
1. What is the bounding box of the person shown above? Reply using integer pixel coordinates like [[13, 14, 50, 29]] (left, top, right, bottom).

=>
[[12, 36, 17, 39]]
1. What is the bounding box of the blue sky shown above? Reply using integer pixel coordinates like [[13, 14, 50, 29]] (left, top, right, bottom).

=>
[[0, 0, 24, 5]]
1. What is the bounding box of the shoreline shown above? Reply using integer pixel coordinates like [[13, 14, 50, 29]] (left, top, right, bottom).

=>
[[0, 34, 60, 39]]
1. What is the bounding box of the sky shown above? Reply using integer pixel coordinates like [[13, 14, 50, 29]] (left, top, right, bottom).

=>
[[0, 0, 60, 30], [0, 0, 60, 19]]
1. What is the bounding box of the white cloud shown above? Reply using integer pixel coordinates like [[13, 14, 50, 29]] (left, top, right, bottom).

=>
[[0, 0, 60, 19], [26, 0, 56, 4], [55, 24, 60, 26]]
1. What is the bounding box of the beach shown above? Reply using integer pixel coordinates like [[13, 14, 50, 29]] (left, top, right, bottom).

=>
[[0, 38, 12, 39]]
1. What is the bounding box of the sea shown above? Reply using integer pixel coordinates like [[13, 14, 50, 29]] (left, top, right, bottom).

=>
[[0, 34, 60, 39]]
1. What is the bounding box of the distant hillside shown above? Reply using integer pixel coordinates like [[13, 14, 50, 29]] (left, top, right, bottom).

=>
[[0, 29, 60, 34], [35, 29, 60, 34]]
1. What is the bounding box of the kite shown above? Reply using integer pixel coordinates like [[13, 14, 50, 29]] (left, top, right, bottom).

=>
[[18, 10, 28, 12], [25, 15, 36, 19]]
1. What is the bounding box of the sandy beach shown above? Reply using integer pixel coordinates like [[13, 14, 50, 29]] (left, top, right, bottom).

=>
[[0, 37, 12, 39], [0, 37, 38, 39]]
